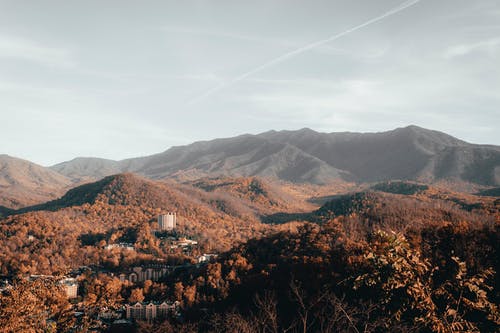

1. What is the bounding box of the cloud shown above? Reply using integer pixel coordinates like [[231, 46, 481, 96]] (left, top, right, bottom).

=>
[[444, 38, 500, 58], [159, 25, 360, 59], [159, 26, 294, 47], [186, 0, 421, 105], [245, 78, 394, 120], [0, 77, 185, 165], [232, 50, 499, 134], [0, 35, 74, 67]]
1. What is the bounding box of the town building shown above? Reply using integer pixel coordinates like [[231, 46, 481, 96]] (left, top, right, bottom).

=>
[[197, 253, 218, 264], [119, 266, 171, 283], [0, 279, 12, 292], [105, 243, 135, 251], [158, 212, 176, 230], [59, 277, 78, 298], [170, 237, 198, 249], [98, 309, 122, 321], [125, 301, 179, 321]]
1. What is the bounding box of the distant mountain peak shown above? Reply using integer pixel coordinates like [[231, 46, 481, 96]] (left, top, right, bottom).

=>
[[403, 124, 425, 130], [393, 125, 464, 143], [296, 127, 317, 133], [2, 126, 496, 195]]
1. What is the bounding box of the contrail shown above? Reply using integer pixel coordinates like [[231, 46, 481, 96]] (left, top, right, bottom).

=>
[[187, 0, 421, 105]]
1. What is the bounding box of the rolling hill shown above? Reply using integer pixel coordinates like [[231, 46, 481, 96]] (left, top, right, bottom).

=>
[[0, 173, 284, 275], [0, 154, 73, 209], [2, 172, 497, 277], [1, 173, 307, 259]]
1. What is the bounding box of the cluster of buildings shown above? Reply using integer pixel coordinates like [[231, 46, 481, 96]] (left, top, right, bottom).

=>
[[17, 212, 216, 330], [116, 257, 216, 285], [89, 300, 180, 329], [155, 213, 201, 253], [125, 301, 180, 322], [170, 237, 198, 249], [118, 266, 172, 283]]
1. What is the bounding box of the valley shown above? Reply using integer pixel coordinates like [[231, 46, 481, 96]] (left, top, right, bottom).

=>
[[0, 126, 499, 332]]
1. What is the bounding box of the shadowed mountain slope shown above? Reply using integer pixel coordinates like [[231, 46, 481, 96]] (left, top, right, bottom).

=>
[[476, 187, 500, 197], [49, 126, 500, 186], [370, 181, 429, 195], [260, 126, 500, 184], [121, 134, 347, 183], [0, 205, 14, 219], [15, 175, 118, 214]]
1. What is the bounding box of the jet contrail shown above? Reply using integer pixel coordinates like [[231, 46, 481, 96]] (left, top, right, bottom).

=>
[[187, 0, 421, 105]]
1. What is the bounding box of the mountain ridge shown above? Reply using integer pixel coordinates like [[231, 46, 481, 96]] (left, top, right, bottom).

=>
[[49, 125, 500, 186], [2, 125, 499, 210]]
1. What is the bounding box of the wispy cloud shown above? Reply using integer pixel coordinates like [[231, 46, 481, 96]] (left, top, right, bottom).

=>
[[1, 0, 499, 164], [159, 26, 294, 47], [246, 79, 388, 115], [444, 38, 500, 58], [186, 0, 421, 105], [169, 73, 224, 82], [158, 25, 360, 58], [0, 35, 74, 67]]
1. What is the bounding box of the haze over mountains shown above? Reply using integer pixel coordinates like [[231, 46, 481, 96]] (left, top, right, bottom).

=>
[[1, 125, 499, 209], [52, 125, 500, 185]]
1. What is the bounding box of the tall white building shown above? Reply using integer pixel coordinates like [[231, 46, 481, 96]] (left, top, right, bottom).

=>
[[158, 212, 176, 230]]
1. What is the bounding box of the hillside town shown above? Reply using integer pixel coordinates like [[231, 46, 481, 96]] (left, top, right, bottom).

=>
[[1, 0, 500, 330], [0, 212, 218, 332]]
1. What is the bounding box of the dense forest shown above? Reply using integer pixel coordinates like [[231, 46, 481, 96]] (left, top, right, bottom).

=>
[[157, 216, 498, 332], [0, 174, 498, 332]]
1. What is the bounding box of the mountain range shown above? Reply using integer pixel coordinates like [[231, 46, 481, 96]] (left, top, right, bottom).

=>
[[51, 125, 500, 184], [2, 125, 499, 208]]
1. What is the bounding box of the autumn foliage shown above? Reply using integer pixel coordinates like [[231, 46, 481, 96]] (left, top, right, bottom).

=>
[[0, 174, 498, 332]]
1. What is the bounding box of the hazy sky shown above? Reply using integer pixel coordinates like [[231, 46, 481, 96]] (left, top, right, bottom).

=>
[[1, 0, 499, 166]]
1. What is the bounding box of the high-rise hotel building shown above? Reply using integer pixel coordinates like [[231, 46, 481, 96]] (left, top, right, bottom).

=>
[[158, 212, 176, 230]]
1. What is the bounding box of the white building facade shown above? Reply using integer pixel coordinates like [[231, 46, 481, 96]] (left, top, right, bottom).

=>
[[126, 301, 180, 321], [158, 213, 176, 230]]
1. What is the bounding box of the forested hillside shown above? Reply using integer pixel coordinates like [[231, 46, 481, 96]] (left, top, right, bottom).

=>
[[0, 175, 498, 332], [0, 174, 303, 276], [158, 220, 498, 332]]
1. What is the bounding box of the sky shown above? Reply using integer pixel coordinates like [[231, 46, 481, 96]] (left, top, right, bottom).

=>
[[0, 0, 499, 166]]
